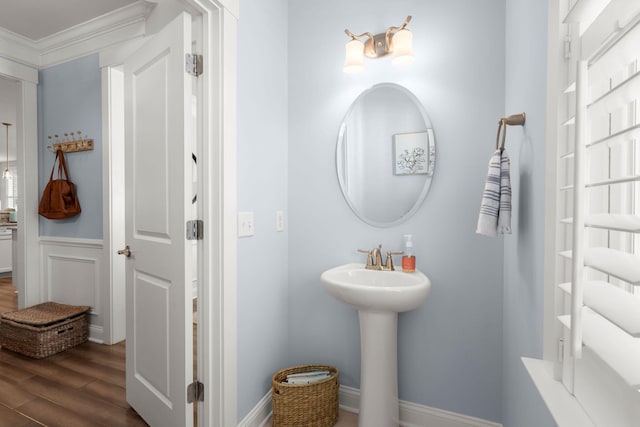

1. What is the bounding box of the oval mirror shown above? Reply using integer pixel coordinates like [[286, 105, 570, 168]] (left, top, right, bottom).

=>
[[336, 83, 435, 227]]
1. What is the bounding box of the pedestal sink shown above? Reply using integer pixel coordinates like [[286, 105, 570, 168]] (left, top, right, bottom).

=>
[[321, 263, 431, 427]]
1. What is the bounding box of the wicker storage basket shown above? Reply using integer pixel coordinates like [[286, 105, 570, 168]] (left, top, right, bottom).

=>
[[0, 302, 90, 359], [271, 364, 339, 427]]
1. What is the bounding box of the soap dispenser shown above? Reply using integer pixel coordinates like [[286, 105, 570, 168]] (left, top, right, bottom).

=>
[[402, 234, 416, 272]]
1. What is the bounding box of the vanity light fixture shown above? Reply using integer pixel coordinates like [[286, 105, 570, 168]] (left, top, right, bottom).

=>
[[2, 122, 11, 180], [343, 15, 415, 73]]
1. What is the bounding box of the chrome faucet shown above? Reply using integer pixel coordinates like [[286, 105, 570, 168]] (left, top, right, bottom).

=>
[[358, 245, 403, 271]]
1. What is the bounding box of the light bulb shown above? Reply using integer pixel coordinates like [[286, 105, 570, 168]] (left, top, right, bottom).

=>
[[391, 29, 415, 67], [3, 169, 10, 180], [343, 39, 365, 74]]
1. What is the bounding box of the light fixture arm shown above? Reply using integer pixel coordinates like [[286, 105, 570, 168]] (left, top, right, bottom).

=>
[[385, 16, 412, 54], [344, 29, 376, 41], [344, 29, 376, 57], [386, 15, 412, 35], [401, 15, 412, 29]]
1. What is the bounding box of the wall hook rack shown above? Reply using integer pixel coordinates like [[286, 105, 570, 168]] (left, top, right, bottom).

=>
[[46, 131, 93, 153], [495, 113, 526, 150]]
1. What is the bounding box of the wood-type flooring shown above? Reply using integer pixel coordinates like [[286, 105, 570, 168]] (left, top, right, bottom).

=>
[[0, 277, 349, 426], [0, 276, 148, 426]]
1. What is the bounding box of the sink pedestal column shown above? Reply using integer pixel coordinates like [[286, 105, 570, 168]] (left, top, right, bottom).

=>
[[358, 310, 399, 427]]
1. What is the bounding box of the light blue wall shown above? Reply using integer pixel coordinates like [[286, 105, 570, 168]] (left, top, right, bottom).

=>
[[29, 3, 556, 424], [288, 0, 505, 422], [38, 54, 102, 239], [237, 0, 290, 420], [502, 0, 555, 426]]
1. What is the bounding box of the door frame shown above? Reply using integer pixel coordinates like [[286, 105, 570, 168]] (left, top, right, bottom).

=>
[[101, 0, 239, 425], [0, 57, 40, 311]]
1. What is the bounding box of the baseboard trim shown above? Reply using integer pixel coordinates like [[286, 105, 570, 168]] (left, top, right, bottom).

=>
[[88, 325, 104, 344], [339, 386, 502, 427], [239, 386, 502, 427], [339, 385, 360, 413], [237, 390, 272, 427], [399, 398, 502, 427]]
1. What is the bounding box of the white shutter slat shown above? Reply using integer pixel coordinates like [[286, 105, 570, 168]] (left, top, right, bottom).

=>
[[585, 248, 640, 285], [558, 314, 571, 329], [562, 116, 576, 127], [557, 308, 640, 390], [558, 248, 640, 285], [587, 69, 640, 113], [588, 123, 640, 149], [563, 0, 609, 28], [558, 281, 640, 337], [560, 214, 640, 232], [581, 0, 640, 61], [582, 307, 640, 389], [587, 214, 640, 232], [586, 175, 640, 188], [559, 250, 572, 260], [564, 81, 576, 93]]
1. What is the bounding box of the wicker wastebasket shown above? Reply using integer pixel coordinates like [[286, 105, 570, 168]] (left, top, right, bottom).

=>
[[0, 301, 90, 359], [271, 364, 339, 427]]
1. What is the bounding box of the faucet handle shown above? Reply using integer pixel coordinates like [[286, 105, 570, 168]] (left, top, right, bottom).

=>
[[384, 250, 404, 271], [357, 248, 374, 268]]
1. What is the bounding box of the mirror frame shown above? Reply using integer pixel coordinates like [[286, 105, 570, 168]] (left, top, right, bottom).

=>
[[336, 82, 436, 227]]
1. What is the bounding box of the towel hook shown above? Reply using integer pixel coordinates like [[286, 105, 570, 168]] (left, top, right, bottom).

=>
[[495, 120, 504, 151], [495, 112, 525, 150], [501, 113, 526, 126]]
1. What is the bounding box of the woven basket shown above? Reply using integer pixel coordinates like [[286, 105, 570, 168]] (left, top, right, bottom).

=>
[[0, 302, 90, 359], [271, 364, 339, 427]]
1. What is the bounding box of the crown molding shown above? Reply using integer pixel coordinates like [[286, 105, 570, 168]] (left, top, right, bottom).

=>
[[0, 56, 38, 84], [0, 1, 154, 69], [0, 29, 40, 68]]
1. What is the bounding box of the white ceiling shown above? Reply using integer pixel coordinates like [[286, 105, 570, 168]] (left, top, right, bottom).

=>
[[0, 0, 139, 41]]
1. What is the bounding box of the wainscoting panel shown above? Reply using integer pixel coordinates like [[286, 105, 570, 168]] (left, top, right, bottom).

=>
[[40, 237, 104, 342]]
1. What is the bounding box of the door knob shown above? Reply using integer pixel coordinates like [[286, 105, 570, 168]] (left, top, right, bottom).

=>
[[117, 245, 131, 257]]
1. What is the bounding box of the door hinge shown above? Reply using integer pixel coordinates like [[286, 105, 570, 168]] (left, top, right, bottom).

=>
[[186, 220, 203, 240], [186, 53, 203, 77], [187, 381, 204, 403]]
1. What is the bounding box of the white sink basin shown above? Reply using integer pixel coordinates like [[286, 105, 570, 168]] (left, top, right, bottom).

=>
[[321, 262, 432, 426], [321, 263, 431, 312]]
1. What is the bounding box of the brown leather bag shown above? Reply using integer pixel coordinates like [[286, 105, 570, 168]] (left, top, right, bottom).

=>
[[38, 150, 81, 219]]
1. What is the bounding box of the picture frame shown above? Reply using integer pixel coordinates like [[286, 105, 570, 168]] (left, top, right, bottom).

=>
[[393, 130, 433, 175]]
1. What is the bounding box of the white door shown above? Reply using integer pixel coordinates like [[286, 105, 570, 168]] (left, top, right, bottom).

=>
[[123, 12, 194, 427]]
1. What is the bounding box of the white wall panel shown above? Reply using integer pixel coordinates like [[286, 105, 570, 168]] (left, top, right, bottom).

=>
[[40, 237, 104, 342]]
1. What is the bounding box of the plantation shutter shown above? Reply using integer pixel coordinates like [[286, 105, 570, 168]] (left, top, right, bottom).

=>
[[555, 0, 640, 425]]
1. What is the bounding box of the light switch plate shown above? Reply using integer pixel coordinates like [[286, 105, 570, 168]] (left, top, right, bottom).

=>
[[238, 212, 254, 237]]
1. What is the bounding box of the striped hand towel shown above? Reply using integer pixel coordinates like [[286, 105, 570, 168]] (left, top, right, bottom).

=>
[[476, 149, 512, 236], [497, 149, 512, 234]]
